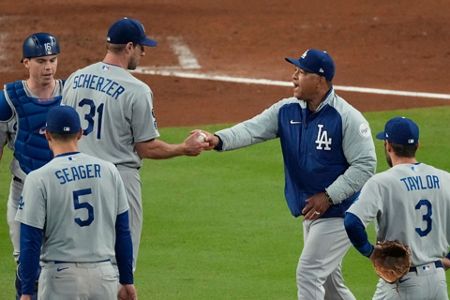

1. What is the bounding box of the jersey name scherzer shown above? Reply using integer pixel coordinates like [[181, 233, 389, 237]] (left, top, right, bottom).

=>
[[62, 63, 160, 168]]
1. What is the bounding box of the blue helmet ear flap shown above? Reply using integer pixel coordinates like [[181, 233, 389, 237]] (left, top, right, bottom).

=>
[[22, 32, 60, 62]]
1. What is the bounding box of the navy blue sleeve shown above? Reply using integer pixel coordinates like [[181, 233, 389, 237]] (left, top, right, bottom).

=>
[[344, 212, 374, 257], [115, 211, 134, 284], [446, 252, 450, 259], [0, 91, 13, 121], [19, 223, 43, 295]]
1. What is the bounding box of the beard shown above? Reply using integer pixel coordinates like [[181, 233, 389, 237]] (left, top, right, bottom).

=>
[[384, 148, 393, 167], [127, 57, 138, 70]]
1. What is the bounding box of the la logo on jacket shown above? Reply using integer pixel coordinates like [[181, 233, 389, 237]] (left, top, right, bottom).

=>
[[315, 124, 332, 150]]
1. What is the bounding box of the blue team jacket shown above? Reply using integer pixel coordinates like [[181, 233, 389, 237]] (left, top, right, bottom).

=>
[[216, 89, 376, 218]]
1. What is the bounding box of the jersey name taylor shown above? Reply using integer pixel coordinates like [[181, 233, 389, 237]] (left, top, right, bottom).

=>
[[400, 174, 440, 192]]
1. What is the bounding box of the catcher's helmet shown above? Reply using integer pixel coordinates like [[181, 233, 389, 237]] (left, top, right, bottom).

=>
[[22, 32, 60, 61]]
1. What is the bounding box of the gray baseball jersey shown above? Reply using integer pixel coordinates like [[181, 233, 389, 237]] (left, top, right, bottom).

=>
[[62, 62, 159, 270], [62, 62, 160, 168], [16, 152, 129, 262], [348, 162, 450, 266]]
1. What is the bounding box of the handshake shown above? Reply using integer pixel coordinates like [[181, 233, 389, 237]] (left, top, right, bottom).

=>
[[182, 129, 219, 156]]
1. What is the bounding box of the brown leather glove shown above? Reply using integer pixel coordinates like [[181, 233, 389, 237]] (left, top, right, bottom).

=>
[[370, 240, 411, 283]]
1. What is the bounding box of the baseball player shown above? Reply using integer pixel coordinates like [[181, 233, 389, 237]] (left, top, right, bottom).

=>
[[200, 49, 376, 299], [0, 32, 63, 299], [345, 116, 450, 300], [16, 106, 136, 300], [62, 17, 207, 270]]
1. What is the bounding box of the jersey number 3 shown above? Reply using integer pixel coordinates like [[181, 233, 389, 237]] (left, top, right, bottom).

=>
[[79, 98, 104, 139], [415, 199, 432, 237], [73, 189, 94, 227]]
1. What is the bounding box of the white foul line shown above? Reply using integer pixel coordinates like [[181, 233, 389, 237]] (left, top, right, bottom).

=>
[[167, 36, 201, 69], [132, 68, 450, 100]]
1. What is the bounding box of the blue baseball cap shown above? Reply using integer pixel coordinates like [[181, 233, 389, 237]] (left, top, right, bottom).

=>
[[46, 106, 81, 134], [285, 49, 335, 81], [107, 17, 157, 47], [376, 117, 419, 145]]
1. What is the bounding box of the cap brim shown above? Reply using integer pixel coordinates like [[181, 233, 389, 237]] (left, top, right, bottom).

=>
[[141, 37, 157, 47], [285, 57, 314, 73], [285, 57, 301, 68], [375, 131, 386, 140]]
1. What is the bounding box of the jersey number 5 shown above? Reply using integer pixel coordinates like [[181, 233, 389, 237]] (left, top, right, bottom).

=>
[[79, 98, 104, 139], [73, 188, 94, 227], [415, 199, 432, 237]]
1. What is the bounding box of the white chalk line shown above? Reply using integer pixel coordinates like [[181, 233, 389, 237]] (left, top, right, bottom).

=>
[[132, 68, 450, 100], [167, 36, 201, 69]]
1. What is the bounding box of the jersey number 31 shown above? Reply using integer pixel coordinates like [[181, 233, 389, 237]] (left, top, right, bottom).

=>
[[79, 98, 104, 139]]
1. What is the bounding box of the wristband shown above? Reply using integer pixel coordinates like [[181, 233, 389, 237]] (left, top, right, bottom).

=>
[[213, 134, 223, 151]]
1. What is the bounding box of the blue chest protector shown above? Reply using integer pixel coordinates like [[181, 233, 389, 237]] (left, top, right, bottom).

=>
[[5, 80, 62, 174]]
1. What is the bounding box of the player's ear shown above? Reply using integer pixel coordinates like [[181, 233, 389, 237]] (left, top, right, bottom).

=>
[[125, 42, 134, 53], [317, 75, 328, 91], [385, 141, 393, 153], [45, 131, 55, 153], [44, 130, 52, 142], [22, 58, 30, 69], [76, 129, 83, 141]]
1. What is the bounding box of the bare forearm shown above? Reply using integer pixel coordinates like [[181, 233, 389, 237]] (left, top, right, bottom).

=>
[[135, 139, 185, 159], [135, 133, 205, 159]]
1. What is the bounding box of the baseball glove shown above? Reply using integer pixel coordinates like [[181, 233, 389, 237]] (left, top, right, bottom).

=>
[[370, 240, 411, 283]]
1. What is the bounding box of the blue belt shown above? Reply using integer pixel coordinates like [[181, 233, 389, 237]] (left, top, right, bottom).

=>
[[409, 260, 443, 272]]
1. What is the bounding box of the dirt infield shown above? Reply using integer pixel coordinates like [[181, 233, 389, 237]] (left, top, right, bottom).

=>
[[1, 0, 449, 127]]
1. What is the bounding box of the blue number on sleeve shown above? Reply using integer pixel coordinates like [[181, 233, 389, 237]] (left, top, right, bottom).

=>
[[415, 199, 432, 237], [73, 188, 94, 227], [78, 99, 104, 139]]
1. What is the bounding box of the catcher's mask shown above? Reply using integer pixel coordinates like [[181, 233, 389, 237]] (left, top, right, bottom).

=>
[[21, 32, 60, 62]]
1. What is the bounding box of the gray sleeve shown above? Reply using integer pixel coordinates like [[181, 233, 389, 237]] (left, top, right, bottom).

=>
[[130, 87, 160, 143], [15, 173, 46, 229], [347, 177, 383, 226], [326, 108, 377, 203], [215, 99, 294, 151], [113, 167, 129, 215]]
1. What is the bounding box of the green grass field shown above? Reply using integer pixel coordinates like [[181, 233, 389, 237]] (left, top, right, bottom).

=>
[[1, 106, 449, 299]]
